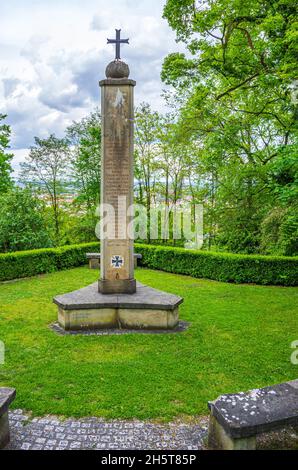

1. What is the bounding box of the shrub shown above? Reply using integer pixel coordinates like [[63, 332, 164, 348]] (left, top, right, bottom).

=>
[[0, 242, 297, 286], [0, 242, 99, 282], [134, 243, 298, 286], [0, 188, 52, 252]]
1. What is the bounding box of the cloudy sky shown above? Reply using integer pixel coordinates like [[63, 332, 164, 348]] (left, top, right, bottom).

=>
[[0, 0, 183, 174]]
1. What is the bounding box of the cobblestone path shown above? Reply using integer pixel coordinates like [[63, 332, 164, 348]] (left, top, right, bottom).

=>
[[5, 410, 208, 450]]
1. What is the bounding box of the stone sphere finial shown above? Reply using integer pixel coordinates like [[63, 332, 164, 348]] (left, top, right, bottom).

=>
[[105, 60, 130, 79]]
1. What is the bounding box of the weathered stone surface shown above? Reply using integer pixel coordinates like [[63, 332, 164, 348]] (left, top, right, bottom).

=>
[[0, 388, 16, 449], [105, 60, 130, 79], [89, 258, 100, 269], [58, 306, 117, 330], [0, 388, 16, 415], [208, 380, 298, 442], [6, 410, 208, 450], [99, 75, 136, 294], [86, 253, 142, 269], [86, 253, 101, 259], [53, 282, 182, 330], [118, 307, 178, 330], [208, 414, 256, 450], [98, 278, 136, 295], [54, 282, 182, 310], [0, 412, 10, 449]]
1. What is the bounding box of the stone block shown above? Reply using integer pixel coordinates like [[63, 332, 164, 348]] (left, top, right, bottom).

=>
[[90, 258, 100, 269], [118, 307, 178, 330], [58, 306, 117, 330], [86, 253, 142, 270], [99, 278, 136, 294], [208, 414, 256, 450], [0, 388, 16, 449], [207, 380, 298, 450], [0, 412, 10, 449]]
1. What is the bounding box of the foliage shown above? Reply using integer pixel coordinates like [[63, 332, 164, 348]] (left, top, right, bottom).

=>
[[61, 212, 99, 245], [134, 103, 161, 241], [20, 134, 71, 244], [162, 0, 298, 254], [0, 242, 99, 282], [0, 266, 296, 419], [260, 142, 298, 255], [0, 114, 13, 193], [3, 0, 297, 257], [268, 142, 298, 204], [0, 187, 52, 252], [0, 241, 296, 285], [66, 109, 101, 210], [260, 206, 298, 256], [135, 243, 298, 286]]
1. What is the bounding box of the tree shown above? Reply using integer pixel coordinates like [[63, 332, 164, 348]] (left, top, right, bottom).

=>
[[66, 109, 101, 211], [64, 110, 101, 244], [261, 142, 298, 255], [0, 114, 13, 193], [0, 187, 52, 252], [161, 0, 297, 253], [20, 134, 70, 244], [134, 103, 160, 242]]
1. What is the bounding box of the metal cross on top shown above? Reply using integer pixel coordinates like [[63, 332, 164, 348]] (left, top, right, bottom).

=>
[[107, 29, 129, 60]]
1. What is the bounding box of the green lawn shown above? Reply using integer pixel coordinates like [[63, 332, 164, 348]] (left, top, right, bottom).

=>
[[0, 267, 297, 420]]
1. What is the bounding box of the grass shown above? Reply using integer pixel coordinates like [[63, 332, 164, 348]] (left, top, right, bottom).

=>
[[0, 266, 297, 421]]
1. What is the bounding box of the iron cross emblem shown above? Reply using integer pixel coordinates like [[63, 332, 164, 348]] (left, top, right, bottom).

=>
[[107, 29, 129, 60], [111, 255, 124, 268]]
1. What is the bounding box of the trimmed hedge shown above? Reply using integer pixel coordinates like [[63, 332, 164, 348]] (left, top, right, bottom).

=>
[[0, 242, 297, 286], [134, 243, 298, 286], [0, 242, 100, 282]]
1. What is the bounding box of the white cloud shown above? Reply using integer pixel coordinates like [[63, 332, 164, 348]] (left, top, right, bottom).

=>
[[0, 0, 184, 175], [10, 148, 29, 175]]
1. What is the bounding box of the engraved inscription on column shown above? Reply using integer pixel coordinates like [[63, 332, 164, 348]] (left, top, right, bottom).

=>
[[99, 78, 136, 293]]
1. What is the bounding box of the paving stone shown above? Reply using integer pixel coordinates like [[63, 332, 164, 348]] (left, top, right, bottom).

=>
[[5, 410, 207, 450], [20, 442, 31, 450]]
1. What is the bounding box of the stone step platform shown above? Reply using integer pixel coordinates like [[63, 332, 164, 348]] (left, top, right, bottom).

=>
[[208, 379, 298, 450], [53, 282, 183, 331]]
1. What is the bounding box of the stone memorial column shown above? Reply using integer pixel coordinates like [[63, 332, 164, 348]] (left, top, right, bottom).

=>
[[53, 31, 183, 331], [99, 60, 136, 294]]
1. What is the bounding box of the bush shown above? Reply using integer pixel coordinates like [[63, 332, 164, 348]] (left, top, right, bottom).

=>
[[134, 243, 298, 286], [0, 242, 99, 282], [0, 242, 297, 286], [0, 188, 52, 252]]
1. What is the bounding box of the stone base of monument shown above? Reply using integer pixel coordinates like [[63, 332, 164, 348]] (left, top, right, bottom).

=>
[[53, 282, 183, 331]]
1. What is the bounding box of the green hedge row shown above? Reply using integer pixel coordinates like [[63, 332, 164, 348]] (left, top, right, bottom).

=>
[[0, 242, 297, 285], [134, 243, 298, 286], [0, 242, 100, 282]]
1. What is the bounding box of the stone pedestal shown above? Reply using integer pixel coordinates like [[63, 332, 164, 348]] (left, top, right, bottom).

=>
[[54, 282, 182, 330]]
